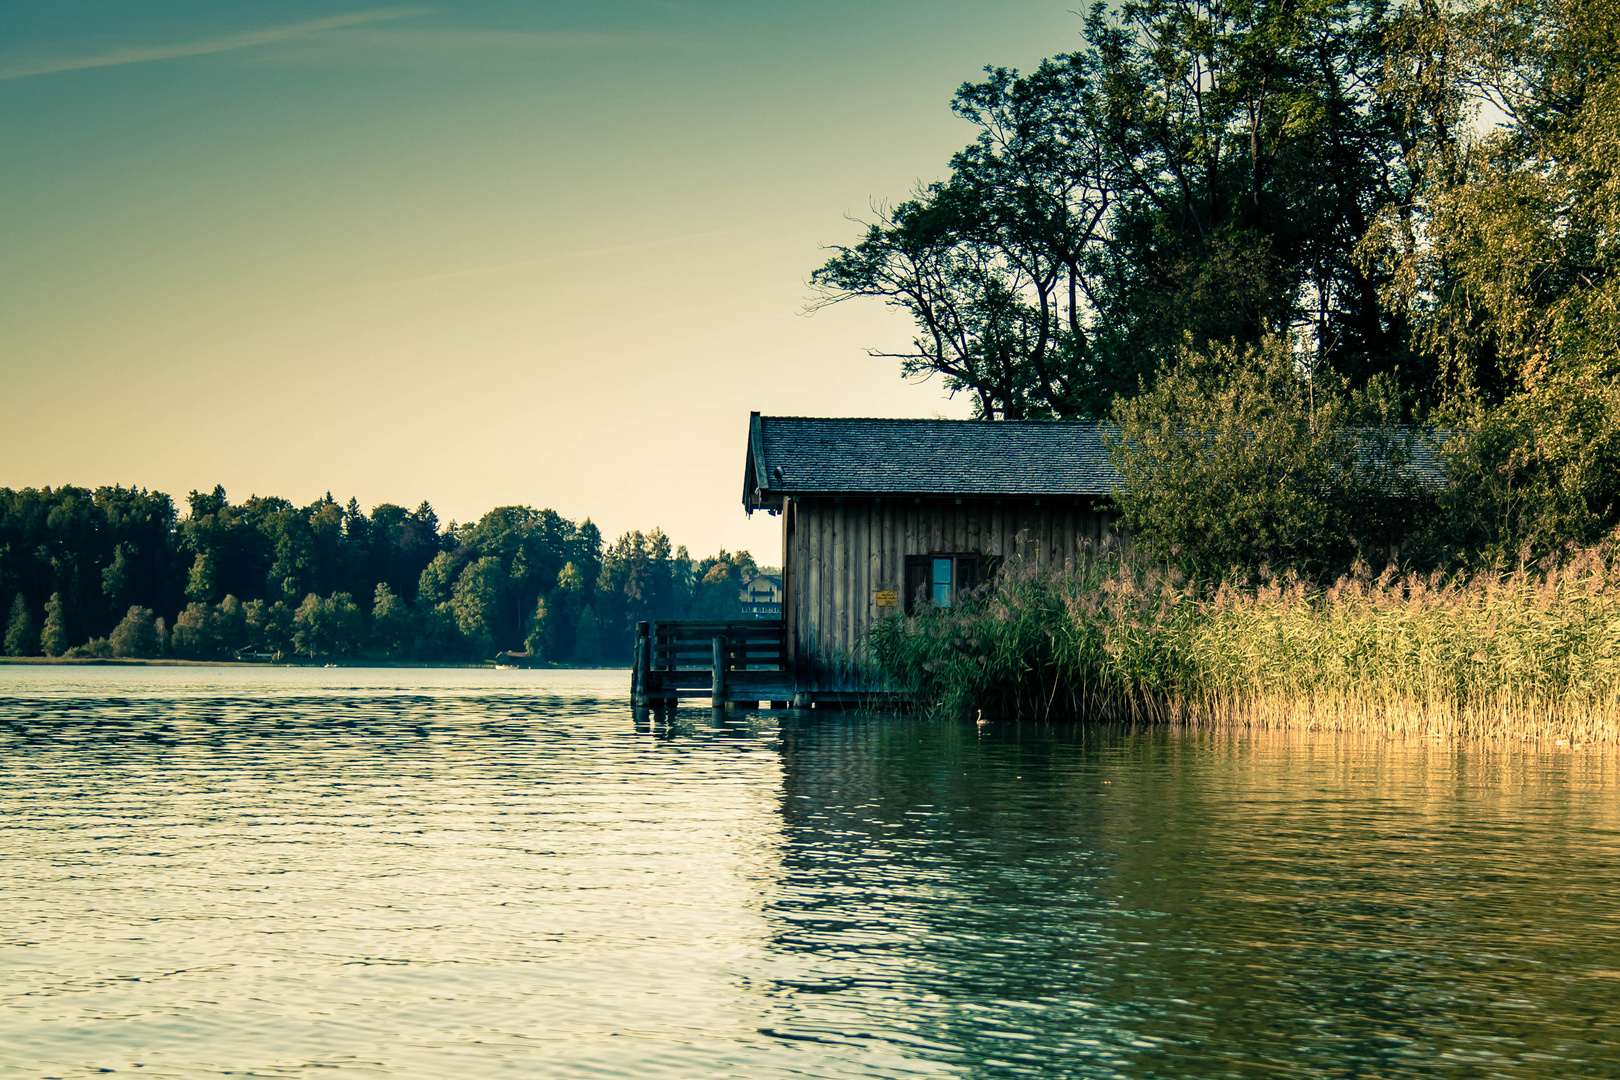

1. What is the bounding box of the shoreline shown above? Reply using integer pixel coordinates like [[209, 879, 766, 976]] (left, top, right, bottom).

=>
[[0, 657, 628, 670]]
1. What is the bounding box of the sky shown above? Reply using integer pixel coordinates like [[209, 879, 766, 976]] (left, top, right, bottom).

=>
[[1, 0, 1086, 564]]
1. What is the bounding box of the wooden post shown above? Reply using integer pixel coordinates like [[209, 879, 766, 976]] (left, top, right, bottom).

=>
[[632, 621, 649, 705], [712, 634, 726, 710]]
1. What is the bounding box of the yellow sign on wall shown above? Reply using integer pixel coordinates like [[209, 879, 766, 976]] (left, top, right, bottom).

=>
[[874, 590, 898, 607]]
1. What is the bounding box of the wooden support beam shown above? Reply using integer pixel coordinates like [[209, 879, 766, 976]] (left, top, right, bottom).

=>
[[632, 621, 650, 705], [711, 634, 726, 710]]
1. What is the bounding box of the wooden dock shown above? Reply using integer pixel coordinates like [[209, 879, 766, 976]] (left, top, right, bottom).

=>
[[631, 619, 796, 708]]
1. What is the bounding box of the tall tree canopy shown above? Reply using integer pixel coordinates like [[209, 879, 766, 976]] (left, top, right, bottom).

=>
[[818, 0, 1620, 566], [814, 0, 1426, 418]]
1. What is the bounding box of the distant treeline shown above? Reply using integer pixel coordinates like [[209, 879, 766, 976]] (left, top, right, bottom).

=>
[[0, 485, 755, 663]]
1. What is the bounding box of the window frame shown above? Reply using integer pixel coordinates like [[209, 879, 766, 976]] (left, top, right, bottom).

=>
[[903, 553, 986, 615]]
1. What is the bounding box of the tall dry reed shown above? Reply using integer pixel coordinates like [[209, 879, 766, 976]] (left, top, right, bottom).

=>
[[866, 542, 1620, 741]]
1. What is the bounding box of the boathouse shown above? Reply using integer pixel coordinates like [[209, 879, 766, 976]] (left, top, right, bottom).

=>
[[632, 414, 1125, 707], [740, 413, 1124, 695]]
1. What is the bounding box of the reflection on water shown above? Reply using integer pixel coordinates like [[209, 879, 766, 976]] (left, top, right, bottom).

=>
[[1, 665, 1617, 1078]]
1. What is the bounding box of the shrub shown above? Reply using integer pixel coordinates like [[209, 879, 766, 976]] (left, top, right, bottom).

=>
[[65, 637, 114, 659], [109, 606, 161, 658], [1109, 333, 1431, 580]]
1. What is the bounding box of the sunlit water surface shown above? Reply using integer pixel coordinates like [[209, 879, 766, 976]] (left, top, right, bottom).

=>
[[1, 665, 1617, 1078]]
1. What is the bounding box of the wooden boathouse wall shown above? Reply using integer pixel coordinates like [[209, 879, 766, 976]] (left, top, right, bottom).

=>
[[783, 495, 1118, 692]]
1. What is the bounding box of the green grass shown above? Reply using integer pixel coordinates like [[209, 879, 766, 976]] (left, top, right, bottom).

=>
[[867, 544, 1620, 742]]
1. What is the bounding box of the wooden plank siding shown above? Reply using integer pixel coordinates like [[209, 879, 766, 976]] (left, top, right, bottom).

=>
[[786, 496, 1118, 691]]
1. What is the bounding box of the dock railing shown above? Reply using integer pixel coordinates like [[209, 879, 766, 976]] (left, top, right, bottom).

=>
[[632, 619, 790, 708]]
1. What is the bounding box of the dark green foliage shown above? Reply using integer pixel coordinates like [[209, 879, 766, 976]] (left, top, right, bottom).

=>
[[245, 599, 294, 658], [1424, 375, 1620, 563], [689, 550, 758, 620], [67, 636, 114, 660], [0, 484, 749, 663], [524, 596, 556, 661], [5, 593, 38, 657], [450, 558, 502, 658], [170, 603, 223, 659], [292, 592, 364, 659], [40, 592, 68, 657], [573, 605, 602, 663], [814, 0, 1423, 419], [1109, 335, 1432, 580], [0, 485, 177, 650], [819, 0, 1620, 573], [592, 531, 686, 658], [109, 606, 161, 659], [370, 584, 414, 658]]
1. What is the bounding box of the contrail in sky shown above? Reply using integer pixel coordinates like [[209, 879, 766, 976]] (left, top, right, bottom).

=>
[[0, 8, 430, 79], [356, 228, 750, 293]]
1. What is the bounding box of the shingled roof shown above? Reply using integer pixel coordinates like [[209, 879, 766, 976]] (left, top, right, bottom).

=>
[[742, 413, 1450, 512], [744, 414, 1123, 510]]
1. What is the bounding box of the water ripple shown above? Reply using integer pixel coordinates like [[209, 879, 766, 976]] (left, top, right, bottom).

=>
[[1, 665, 1617, 1078]]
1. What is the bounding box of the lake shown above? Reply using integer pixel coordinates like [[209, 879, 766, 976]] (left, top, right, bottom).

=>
[[1, 665, 1617, 1078]]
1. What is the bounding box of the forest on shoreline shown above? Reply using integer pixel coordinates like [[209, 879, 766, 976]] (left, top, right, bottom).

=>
[[0, 485, 756, 663]]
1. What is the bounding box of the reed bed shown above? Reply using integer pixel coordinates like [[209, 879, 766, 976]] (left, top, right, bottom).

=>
[[866, 543, 1620, 742]]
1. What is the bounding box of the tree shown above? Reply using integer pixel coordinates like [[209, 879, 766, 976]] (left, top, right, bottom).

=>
[[101, 543, 132, 611], [4, 593, 38, 656], [40, 592, 68, 657], [1431, 373, 1620, 560], [245, 599, 295, 658], [691, 550, 757, 619], [170, 602, 222, 658], [525, 595, 555, 660], [547, 559, 588, 654], [216, 595, 248, 654], [371, 583, 414, 658], [1109, 334, 1427, 579], [593, 532, 681, 658], [291, 593, 325, 657], [1364, 0, 1620, 396], [814, 0, 1422, 418], [1353, 0, 1620, 559], [417, 551, 460, 607], [812, 56, 1116, 419], [368, 501, 442, 602], [109, 606, 161, 658], [324, 592, 364, 657], [451, 557, 502, 656], [289, 592, 360, 658], [415, 602, 463, 659], [185, 552, 217, 604], [573, 605, 602, 663]]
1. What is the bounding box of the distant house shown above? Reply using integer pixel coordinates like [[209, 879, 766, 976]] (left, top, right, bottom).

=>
[[740, 568, 783, 619]]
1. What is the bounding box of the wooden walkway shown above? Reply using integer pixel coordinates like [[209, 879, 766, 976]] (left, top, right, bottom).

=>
[[631, 619, 796, 708]]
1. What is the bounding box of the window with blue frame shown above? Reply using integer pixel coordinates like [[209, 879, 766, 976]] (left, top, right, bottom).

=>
[[905, 554, 983, 614], [932, 557, 953, 606]]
